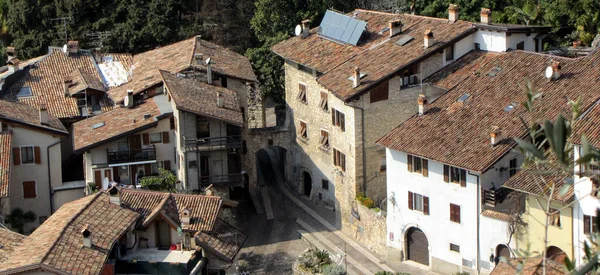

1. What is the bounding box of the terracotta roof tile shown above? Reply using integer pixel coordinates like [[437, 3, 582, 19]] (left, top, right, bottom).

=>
[[491, 258, 566, 275], [0, 193, 140, 275], [0, 131, 11, 197], [503, 168, 573, 202], [0, 227, 25, 264], [2, 48, 113, 119], [120, 189, 223, 232], [66, 68, 107, 95], [195, 218, 247, 262], [0, 100, 67, 134], [481, 210, 511, 222], [273, 9, 474, 101], [572, 102, 600, 147], [378, 50, 600, 172], [160, 71, 243, 126], [72, 96, 170, 152]]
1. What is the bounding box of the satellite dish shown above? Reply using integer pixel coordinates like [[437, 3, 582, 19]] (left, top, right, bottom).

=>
[[205, 57, 212, 65], [295, 24, 303, 36], [124, 95, 132, 108], [62, 44, 68, 53], [545, 66, 553, 79], [102, 177, 109, 190]]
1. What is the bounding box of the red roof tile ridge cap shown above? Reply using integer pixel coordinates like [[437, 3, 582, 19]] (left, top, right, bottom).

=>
[[38, 192, 103, 264]]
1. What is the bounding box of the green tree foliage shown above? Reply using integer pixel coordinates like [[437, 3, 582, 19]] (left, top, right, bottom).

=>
[[140, 168, 177, 192], [5, 207, 36, 234]]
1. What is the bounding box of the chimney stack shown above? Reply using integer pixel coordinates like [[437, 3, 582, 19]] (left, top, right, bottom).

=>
[[353, 67, 361, 88], [64, 79, 72, 97], [125, 90, 134, 108], [490, 126, 501, 146], [551, 60, 561, 80], [81, 225, 92, 248], [448, 4, 459, 23], [389, 20, 403, 37], [194, 53, 203, 65], [301, 19, 311, 39], [181, 208, 191, 226], [216, 92, 224, 108], [6, 46, 15, 60], [7, 58, 20, 74], [39, 104, 48, 125], [108, 187, 121, 206], [417, 94, 428, 116], [206, 57, 213, 85], [67, 41, 79, 55], [424, 29, 434, 48], [480, 8, 492, 24]]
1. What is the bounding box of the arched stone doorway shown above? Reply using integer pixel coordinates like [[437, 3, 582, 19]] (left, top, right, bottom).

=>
[[495, 244, 511, 265], [303, 171, 312, 197], [546, 246, 567, 264], [406, 227, 429, 266]]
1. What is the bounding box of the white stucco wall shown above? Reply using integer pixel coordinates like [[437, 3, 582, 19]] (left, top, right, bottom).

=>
[[506, 33, 537, 52], [573, 146, 600, 266], [474, 30, 507, 52]]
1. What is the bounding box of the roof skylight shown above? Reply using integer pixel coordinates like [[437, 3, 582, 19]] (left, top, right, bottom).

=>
[[457, 93, 471, 103], [16, 87, 32, 98], [488, 67, 502, 77], [504, 102, 517, 112], [91, 121, 105, 130]]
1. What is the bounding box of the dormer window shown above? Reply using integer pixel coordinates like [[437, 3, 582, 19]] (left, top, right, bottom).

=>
[[17, 87, 32, 98]]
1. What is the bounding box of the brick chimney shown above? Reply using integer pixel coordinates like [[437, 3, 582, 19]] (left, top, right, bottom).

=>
[[181, 208, 191, 226], [448, 4, 459, 23], [389, 20, 403, 37], [39, 104, 48, 125], [551, 60, 561, 80], [216, 91, 224, 108], [6, 46, 15, 60], [417, 94, 428, 116], [108, 187, 121, 206], [301, 19, 311, 39], [67, 41, 79, 55], [490, 126, 501, 146], [7, 57, 20, 74], [424, 29, 434, 48], [353, 67, 361, 88], [480, 8, 492, 24], [81, 225, 92, 248], [64, 79, 72, 97]]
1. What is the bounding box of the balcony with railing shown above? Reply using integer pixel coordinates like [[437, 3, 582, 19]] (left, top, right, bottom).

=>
[[107, 145, 156, 165], [199, 173, 244, 188], [184, 135, 242, 152], [481, 187, 522, 221]]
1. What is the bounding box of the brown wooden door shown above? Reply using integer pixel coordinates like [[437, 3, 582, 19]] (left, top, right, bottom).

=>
[[128, 135, 141, 150], [200, 157, 209, 186], [94, 170, 102, 189], [406, 227, 429, 266], [157, 220, 171, 249]]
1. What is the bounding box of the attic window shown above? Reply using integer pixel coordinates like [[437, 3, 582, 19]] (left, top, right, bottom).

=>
[[91, 121, 105, 130], [504, 102, 517, 112], [488, 67, 502, 77], [457, 93, 470, 103], [17, 87, 32, 98]]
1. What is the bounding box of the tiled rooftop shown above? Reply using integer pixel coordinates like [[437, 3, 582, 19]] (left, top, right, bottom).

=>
[[0, 227, 25, 264], [272, 9, 474, 101], [0, 100, 68, 134], [378, 49, 600, 172], [195, 218, 247, 263], [72, 95, 171, 152], [0, 131, 11, 198], [160, 71, 244, 126], [571, 102, 600, 147], [503, 168, 572, 202], [490, 258, 566, 275], [0, 193, 140, 275]]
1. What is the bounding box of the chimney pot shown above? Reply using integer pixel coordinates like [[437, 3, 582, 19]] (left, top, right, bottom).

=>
[[81, 225, 92, 248], [448, 4, 459, 22], [490, 126, 501, 146], [67, 41, 79, 55], [125, 90, 134, 108], [39, 104, 48, 125], [424, 29, 434, 48], [181, 208, 191, 226], [353, 67, 361, 88], [480, 8, 492, 24], [216, 91, 224, 108], [301, 19, 311, 38], [389, 20, 403, 37], [7, 58, 20, 73], [417, 94, 428, 116], [108, 187, 121, 206], [551, 60, 561, 80]]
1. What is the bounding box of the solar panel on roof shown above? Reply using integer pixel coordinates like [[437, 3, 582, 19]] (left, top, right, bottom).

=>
[[318, 10, 367, 46], [395, 35, 414, 46]]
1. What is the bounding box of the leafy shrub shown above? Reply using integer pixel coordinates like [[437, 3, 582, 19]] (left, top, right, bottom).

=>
[[140, 168, 177, 191], [355, 192, 366, 202], [363, 197, 375, 208], [314, 249, 331, 266], [322, 264, 346, 275]]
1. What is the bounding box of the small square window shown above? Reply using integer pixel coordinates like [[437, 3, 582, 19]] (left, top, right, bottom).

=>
[[298, 121, 308, 140], [450, 166, 461, 183], [298, 83, 307, 103], [319, 92, 328, 111], [189, 160, 198, 169], [450, 243, 460, 252], [322, 179, 329, 190], [320, 130, 329, 148], [21, 146, 34, 164], [150, 132, 162, 144]]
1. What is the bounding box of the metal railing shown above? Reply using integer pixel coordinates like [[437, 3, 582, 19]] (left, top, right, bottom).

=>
[[199, 173, 244, 187], [184, 135, 242, 151], [107, 145, 156, 164]]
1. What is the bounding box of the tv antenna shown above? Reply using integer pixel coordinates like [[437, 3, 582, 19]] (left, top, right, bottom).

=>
[[87, 31, 111, 51], [51, 17, 72, 45]]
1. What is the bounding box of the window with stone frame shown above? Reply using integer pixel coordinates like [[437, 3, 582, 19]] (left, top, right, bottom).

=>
[[298, 121, 308, 140], [584, 214, 598, 235], [331, 108, 345, 132], [298, 83, 307, 103], [319, 92, 328, 111], [444, 164, 466, 187], [549, 208, 561, 227], [408, 191, 429, 215], [319, 130, 329, 149], [333, 148, 346, 172], [407, 154, 428, 177], [20, 146, 35, 164]]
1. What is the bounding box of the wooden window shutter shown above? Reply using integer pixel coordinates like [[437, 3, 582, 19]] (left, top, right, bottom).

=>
[[444, 165, 449, 182], [332, 108, 336, 125], [170, 117, 175, 130], [423, 196, 430, 215], [34, 146, 41, 164], [163, 160, 171, 171], [94, 170, 102, 189], [144, 164, 152, 175], [23, 181, 36, 198], [407, 155, 413, 172], [450, 204, 455, 222], [341, 153, 346, 171], [369, 80, 389, 103], [340, 113, 345, 132], [142, 133, 150, 145], [460, 169, 467, 187], [422, 159, 428, 177], [408, 191, 413, 210], [584, 215, 591, 234], [12, 147, 20, 165], [162, 132, 170, 143]]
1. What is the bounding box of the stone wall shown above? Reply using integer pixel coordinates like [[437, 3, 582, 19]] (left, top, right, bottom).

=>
[[347, 201, 387, 256]]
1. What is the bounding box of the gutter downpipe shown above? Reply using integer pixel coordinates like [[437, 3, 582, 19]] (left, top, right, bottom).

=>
[[469, 171, 481, 274], [345, 101, 367, 195], [47, 138, 63, 214]]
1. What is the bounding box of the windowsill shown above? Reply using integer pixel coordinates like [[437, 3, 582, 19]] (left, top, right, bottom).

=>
[[299, 101, 308, 105], [319, 146, 331, 153], [298, 137, 309, 144], [322, 108, 329, 113]]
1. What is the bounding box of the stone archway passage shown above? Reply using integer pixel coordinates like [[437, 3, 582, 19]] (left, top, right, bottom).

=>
[[495, 244, 511, 265], [546, 246, 568, 264], [406, 227, 429, 266], [303, 171, 312, 196]]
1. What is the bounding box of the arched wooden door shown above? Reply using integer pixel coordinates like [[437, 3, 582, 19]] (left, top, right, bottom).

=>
[[406, 227, 429, 265]]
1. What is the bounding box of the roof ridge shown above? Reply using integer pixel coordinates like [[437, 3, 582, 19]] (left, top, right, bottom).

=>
[[133, 36, 196, 59], [353, 8, 472, 23], [39, 193, 103, 265]]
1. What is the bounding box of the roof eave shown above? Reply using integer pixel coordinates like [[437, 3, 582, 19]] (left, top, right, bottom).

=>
[[0, 117, 69, 136], [74, 118, 162, 153]]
